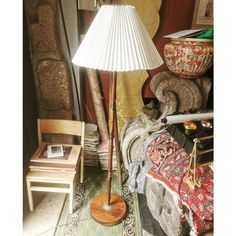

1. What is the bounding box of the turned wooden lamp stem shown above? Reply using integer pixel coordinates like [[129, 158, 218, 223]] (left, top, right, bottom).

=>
[[107, 71, 120, 205]]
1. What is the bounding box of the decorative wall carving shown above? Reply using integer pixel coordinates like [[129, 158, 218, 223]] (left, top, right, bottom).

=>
[[37, 60, 72, 111], [30, 4, 58, 53], [24, 0, 73, 122]]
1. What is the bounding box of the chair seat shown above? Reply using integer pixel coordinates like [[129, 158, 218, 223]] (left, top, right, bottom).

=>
[[26, 171, 75, 183]]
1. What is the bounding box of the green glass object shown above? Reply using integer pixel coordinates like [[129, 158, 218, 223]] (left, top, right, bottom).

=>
[[196, 29, 213, 39]]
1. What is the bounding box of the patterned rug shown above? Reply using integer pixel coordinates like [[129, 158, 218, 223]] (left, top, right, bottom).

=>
[[55, 165, 141, 236]]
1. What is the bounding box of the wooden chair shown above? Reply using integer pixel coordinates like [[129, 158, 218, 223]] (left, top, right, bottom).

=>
[[26, 119, 85, 214]]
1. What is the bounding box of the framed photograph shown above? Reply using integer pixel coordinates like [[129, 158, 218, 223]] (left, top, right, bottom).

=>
[[47, 144, 64, 158], [30, 143, 81, 168], [192, 0, 213, 29]]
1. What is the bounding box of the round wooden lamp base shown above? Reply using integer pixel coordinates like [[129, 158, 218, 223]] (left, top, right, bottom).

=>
[[90, 192, 126, 226]]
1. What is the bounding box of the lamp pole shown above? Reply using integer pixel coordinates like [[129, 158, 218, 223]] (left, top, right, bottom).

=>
[[90, 71, 126, 225], [107, 72, 122, 205]]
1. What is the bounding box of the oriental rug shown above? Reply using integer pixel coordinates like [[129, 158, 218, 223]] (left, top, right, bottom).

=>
[[55, 165, 142, 236], [146, 131, 214, 235]]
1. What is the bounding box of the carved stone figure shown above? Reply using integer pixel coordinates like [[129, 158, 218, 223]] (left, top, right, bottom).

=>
[[141, 71, 211, 132]]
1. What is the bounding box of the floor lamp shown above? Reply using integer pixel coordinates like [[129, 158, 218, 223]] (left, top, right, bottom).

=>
[[72, 5, 163, 226]]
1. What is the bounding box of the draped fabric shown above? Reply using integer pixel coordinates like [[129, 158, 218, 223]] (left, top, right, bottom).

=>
[[146, 131, 213, 235]]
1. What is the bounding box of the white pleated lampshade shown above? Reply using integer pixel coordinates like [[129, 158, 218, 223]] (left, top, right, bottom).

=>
[[72, 5, 163, 72]]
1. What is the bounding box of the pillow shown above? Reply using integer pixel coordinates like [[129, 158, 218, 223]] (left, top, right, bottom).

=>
[[146, 132, 181, 167]]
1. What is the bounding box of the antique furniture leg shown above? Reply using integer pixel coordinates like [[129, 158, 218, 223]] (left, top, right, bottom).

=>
[[26, 178, 34, 211]]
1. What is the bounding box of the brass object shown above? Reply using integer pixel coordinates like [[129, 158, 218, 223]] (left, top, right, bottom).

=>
[[200, 120, 213, 129], [184, 135, 213, 191], [183, 121, 197, 135], [183, 121, 197, 130]]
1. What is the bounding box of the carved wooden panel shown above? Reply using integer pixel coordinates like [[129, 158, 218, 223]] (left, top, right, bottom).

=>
[[30, 4, 58, 53], [37, 60, 72, 110], [24, 0, 73, 122]]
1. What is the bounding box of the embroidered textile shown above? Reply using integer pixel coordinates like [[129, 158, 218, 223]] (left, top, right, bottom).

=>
[[146, 132, 213, 235]]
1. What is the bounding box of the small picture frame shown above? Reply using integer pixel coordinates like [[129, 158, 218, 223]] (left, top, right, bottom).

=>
[[192, 0, 213, 29], [47, 145, 64, 158], [77, 0, 111, 11], [78, 0, 97, 11]]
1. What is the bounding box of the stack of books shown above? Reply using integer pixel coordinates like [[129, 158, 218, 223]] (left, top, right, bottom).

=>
[[84, 123, 100, 166], [97, 141, 117, 170], [29, 143, 81, 173]]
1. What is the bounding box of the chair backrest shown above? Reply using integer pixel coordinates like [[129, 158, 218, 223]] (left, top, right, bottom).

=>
[[37, 119, 85, 148]]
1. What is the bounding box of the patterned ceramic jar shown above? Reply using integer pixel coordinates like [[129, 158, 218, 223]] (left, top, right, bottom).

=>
[[164, 38, 213, 78]]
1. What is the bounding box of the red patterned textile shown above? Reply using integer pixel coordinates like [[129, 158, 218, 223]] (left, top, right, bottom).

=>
[[146, 132, 213, 235]]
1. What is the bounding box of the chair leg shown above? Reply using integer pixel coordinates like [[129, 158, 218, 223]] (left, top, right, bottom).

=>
[[69, 182, 74, 214], [26, 177, 34, 211]]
